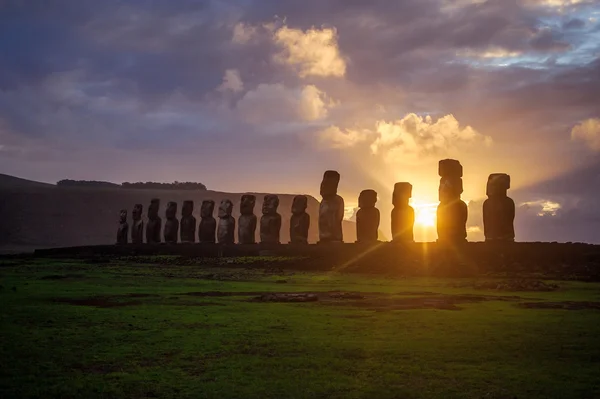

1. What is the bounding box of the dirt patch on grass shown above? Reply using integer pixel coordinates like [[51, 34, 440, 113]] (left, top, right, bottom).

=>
[[473, 280, 560, 292], [519, 301, 600, 310], [51, 293, 159, 308], [40, 273, 86, 280]]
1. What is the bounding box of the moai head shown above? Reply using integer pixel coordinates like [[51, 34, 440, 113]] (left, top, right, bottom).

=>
[[438, 178, 463, 202], [240, 195, 256, 215], [438, 159, 463, 178], [292, 195, 308, 215], [201, 200, 215, 218], [320, 170, 340, 199], [358, 190, 378, 209], [132, 204, 143, 221], [393, 183, 412, 206], [262, 194, 280, 215], [487, 173, 510, 197], [182, 200, 194, 217], [119, 209, 127, 223], [165, 202, 177, 219], [218, 199, 233, 218], [148, 199, 160, 220]]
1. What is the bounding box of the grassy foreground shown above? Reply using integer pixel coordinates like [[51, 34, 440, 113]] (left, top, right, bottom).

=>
[[1, 258, 600, 399]]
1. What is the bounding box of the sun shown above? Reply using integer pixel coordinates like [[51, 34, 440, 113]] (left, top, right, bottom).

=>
[[412, 202, 437, 228]]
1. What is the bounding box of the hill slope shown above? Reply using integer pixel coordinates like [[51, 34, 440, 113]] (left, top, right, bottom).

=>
[[0, 176, 358, 252], [0, 173, 54, 189]]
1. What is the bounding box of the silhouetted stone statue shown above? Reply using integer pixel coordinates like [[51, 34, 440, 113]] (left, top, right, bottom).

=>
[[198, 200, 217, 243], [483, 173, 515, 242], [116, 209, 128, 244], [217, 199, 235, 244], [146, 198, 162, 243], [131, 204, 144, 244], [436, 159, 467, 243], [164, 201, 179, 244], [290, 195, 310, 244], [391, 183, 414, 242], [238, 195, 257, 244], [260, 194, 282, 244], [180, 200, 196, 243], [356, 190, 380, 243], [319, 170, 344, 243]]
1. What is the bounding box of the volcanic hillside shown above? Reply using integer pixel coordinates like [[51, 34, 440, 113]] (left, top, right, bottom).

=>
[[0, 174, 358, 253]]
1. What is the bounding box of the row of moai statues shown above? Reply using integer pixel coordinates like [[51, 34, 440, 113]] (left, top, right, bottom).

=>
[[329, 159, 515, 243], [116, 194, 311, 245], [116, 160, 515, 245]]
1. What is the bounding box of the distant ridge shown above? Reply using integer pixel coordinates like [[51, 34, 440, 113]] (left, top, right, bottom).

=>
[[0, 173, 54, 189]]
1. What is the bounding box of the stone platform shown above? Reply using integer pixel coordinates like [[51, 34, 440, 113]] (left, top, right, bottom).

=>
[[30, 242, 600, 278]]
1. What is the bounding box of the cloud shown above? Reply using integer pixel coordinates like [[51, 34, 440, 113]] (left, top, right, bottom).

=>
[[218, 69, 243, 92], [571, 118, 600, 150], [237, 83, 334, 125], [370, 114, 492, 163], [318, 126, 369, 149], [273, 25, 346, 78]]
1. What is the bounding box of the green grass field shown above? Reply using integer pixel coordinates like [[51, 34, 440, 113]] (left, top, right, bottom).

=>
[[1, 258, 600, 398]]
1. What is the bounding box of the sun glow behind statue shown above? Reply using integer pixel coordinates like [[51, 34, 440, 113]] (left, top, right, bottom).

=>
[[411, 200, 438, 242]]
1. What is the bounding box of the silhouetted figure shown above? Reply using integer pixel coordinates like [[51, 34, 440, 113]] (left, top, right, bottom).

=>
[[356, 190, 380, 243], [319, 170, 344, 243], [116, 209, 128, 244], [180, 200, 196, 243], [483, 173, 515, 242], [198, 200, 217, 243], [290, 195, 310, 244], [436, 159, 467, 243], [131, 204, 144, 244], [217, 199, 235, 244], [164, 202, 179, 243], [238, 195, 257, 244], [146, 198, 162, 243], [260, 194, 282, 244], [391, 182, 415, 242]]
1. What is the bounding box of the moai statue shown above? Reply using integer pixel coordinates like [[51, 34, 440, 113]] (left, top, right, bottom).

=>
[[116, 209, 129, 244], [217, 199, 235, 244], [260, 194, 282, 244], [180, 200, 196, 243], [391, 183, 415, 242], [131, 204, 144, 244], [318, 170, 344, 243], [238, 195, 257, 244], [290, 195, 310, 244], [483, 173, 515, 242], [436, 159, 468, 243], [146, 198, 162, 243], [198, 200, 217, 243], [356, 190, 380, 243], [163, 201, 179, 244]]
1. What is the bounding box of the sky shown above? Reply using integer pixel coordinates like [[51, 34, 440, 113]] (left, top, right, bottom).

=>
[[1, 0, 600, 242]]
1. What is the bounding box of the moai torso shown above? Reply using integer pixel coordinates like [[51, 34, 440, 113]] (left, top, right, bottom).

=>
[[290, 195, 310, 244], [198, 200, 217, 243], [436, 160, 468, 243], [260, 194, 282, 244], [356, 190, 380, 243], [318, 170, 344, 243], [131, 204, 144, 244], [116, 209, 129, 244], [164, 201, 179, 243], [483, 174, 515, 242], [391, 183, 415, 242], [180, 200, 196, 243], [217, 199, 235, 244], [238, 195, 257, 244], [146, 199, 162, 243]]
